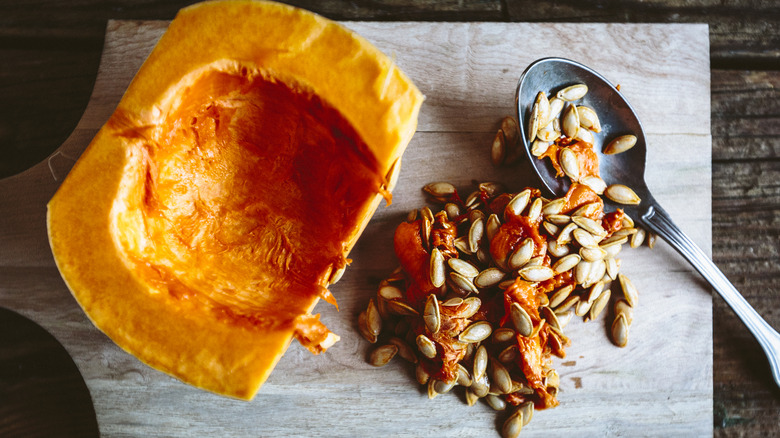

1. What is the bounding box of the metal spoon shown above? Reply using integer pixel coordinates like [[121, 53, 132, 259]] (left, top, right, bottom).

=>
[[515, 56, 780, 388]]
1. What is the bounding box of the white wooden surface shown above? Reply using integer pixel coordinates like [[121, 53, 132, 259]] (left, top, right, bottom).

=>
[[0, 20, 712, 437]]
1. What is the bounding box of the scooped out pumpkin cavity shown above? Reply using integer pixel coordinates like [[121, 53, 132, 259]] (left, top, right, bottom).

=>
[[47, 0, 422, 400]]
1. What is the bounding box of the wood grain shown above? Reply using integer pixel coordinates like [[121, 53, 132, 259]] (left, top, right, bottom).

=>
[[0, 19, 714, 436]]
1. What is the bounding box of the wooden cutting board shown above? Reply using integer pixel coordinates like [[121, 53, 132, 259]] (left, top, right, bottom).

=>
[[0, 20, 712, 436]]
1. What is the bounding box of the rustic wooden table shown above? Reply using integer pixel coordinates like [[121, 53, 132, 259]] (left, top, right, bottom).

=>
[[0, 1, 778, 437]]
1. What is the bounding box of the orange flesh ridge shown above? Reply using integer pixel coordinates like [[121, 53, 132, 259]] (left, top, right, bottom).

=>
[[110, 69, 384, 344]]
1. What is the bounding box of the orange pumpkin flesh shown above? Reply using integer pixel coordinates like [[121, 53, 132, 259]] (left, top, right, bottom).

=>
[[47, 0, 423, 400]]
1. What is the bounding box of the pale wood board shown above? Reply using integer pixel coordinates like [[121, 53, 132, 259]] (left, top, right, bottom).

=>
[[0, 20, 712, 436]]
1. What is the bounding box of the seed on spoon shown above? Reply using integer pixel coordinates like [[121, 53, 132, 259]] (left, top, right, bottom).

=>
[[531, 139, 550, 157], [527, 102, 540, 142], [560, 148, 580, 182], [580, 175, 607, 195], [577, 105, 602, 132], [604, 134, 637, 154], [547, 97, 565, 125], [604, 184, 642, 205], [537, 119, 560, 142], [557, 83, 588, 101], [534, 91, 551, 130], [562, 104, 580, 138]]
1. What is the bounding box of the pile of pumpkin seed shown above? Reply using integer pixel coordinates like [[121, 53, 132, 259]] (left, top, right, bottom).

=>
[[358, 181, 654, 437], [357, 80, 663, 436]]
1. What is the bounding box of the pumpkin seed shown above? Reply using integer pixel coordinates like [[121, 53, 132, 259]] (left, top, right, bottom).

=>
[[387, 299, 419, 316], [465, 190, 481, 208], [573, 228, 599, 249], [449, 271, 478, 295], [562, 104, 580, 138], [557, 83, 588, 101], [491, 129, 507, 165], [510, 302, 534, 337], [459, 297, 483, 319], [474, 267, 505, 288], [469, 208, 486, 225], [486, 394, 507, 411], [458, 321, 493, 343], [473, 345, 488, 380], [531, 139, 550, 157], [577, 105, 601, 132], [575, 126, 594, 143], [501, 117, 520, 147], [580, 175, 607, 195], [433, 379, 455, 394], [585, 259, 607, 287], [444, 202, 461, 220], [421, 206, 434, 223], [547, 239, 570, 258], [585, 280, 605, 303], [490, 360, 513, 394], [537, 119, 560, 142], [621, 212, 635, 228], [519, 401, 534, 426], [541, 305, 562, 331], [527, 102, 540, 142], [508, 238, 534, 270], [615, 299, 634, 325], [498, 344, 518, 363], [527, 197, 543, 222], [468, 219, 484, 253], [611, 313, 629, 347], [588, 288, 611, 321], [378, 284, 404, 301], [534, 91, 551, 128], [546, 368, 561, 390], [486, 213, 501, 242], [619, 273, 639, 307], [575, 260, 592, 285], [547, 97, 565, 124], [560, 147, 580, 182], [415, 362, 430, 385], [471, 372, 490, 397], [631, 227, 647, 248], [427, 379, 439, 399], [524, 255, 544, 268], [502, 409, 523, 438], [429, 247, 446, 288], [421, 214, 431, 249], [369, 344, 398, 367], [416, 334, 438, 359], [366, 298, 382, 337], [546, 214, 571, 225], [407, 208, 418, 222], [575, 299, 592, 317], [572, 216, 607, 239], [465, 389, 480, 406], [423, 182, 456, 200], [605, 257, 620, 280], [493, 327, 516, 343], [549, 284, 574, 308], [553, 253, 581, 274], [423, 294, 441, 334], [542, 198, 565, 215], [511, 380, 535, 395], [448, 258, 479, 278], [555, 294, 580, 314], [518, 265, 554, 282], [457, 363, 473, 387], [543, 221, 561, 237], [604, 134, 637, 155], [442, 297, 463, 307], [506, 189, 531, 219], [454, 236, 473, 255], [604, 184, 642, 205], [556, 222, 577, 245], [358, 311, 377, 343], [571, 202, 600, 218], [600, 234, 629, 249], [580, 245, 608, 262], [647, 231, 657, 248]]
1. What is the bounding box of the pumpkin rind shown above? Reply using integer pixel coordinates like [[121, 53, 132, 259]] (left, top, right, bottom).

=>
[[46, 0, 422, 400]]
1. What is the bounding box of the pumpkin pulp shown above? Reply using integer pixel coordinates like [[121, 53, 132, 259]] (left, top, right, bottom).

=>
[[110, 68, 382, 348]]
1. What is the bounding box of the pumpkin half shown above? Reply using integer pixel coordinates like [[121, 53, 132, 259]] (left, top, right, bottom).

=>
[[47, 0, 423, 400]]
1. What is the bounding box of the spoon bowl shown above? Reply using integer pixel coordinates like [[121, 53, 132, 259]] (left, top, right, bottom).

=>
[[516, 57, 780, 388]]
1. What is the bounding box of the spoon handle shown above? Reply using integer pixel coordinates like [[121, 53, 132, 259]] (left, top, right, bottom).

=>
[[641, 203, 780, 388]]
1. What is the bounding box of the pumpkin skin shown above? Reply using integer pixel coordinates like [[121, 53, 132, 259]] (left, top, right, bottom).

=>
[[46, 0, 422, 400]]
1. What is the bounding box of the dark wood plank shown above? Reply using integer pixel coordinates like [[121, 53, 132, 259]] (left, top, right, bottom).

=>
[[711, 68, 780, 436], [505, 0, 780, 67]]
